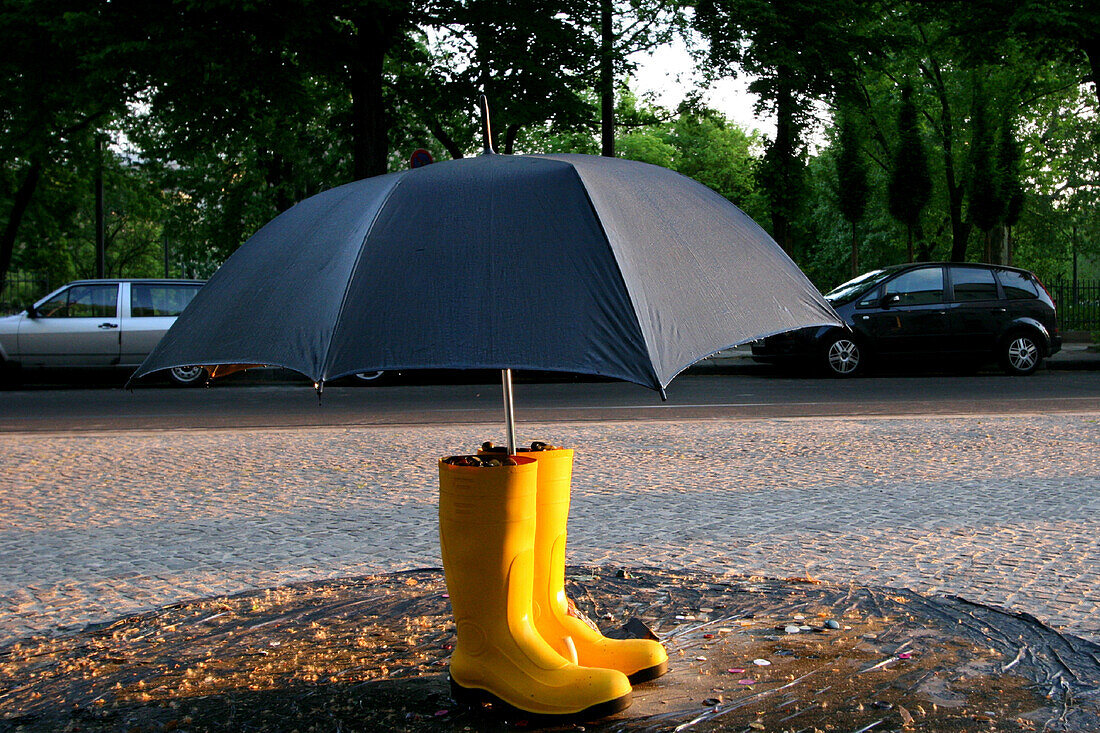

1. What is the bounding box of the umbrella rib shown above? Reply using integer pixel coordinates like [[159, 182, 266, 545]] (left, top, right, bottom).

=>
[[319, 173, 408, 383]]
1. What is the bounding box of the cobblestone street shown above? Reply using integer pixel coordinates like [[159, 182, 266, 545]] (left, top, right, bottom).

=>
[[2, 413, 1098, 643]]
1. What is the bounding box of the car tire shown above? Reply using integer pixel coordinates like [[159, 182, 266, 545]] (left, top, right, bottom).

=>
[[822, 334, 863, 377], [0, 360, 21, 388], [351, 370, 386, 385], [1000, 331, 1042, 376], [168, 365, 207, 386]]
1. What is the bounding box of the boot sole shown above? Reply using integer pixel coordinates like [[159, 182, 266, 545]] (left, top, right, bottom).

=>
[[449, 675, 631, 721], [627, 660, 669, 685]]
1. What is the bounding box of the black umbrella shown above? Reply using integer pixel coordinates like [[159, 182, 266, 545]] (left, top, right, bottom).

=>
[[134, 142, 839, 450]]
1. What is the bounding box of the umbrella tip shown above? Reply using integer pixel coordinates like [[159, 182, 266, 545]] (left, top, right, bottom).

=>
[[479, 94, 495, 155]]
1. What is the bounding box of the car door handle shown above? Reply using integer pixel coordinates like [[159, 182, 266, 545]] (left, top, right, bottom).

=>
[[98, 322, 119, 329], [996, 308, 1007, 313]]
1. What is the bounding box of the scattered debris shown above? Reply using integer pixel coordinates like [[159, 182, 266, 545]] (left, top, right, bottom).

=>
[[1, 566, 1098, 732]]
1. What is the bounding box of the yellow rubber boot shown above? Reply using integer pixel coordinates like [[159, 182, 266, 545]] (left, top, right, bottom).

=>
[[439, 456, 632, 718], [529, 448, 668, 683], [481, 446, 669, 683]]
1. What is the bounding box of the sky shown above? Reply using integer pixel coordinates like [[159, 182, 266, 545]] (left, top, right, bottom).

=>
[[627, 38, 776, 140]]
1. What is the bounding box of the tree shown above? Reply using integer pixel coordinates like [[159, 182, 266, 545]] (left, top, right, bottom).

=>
[[835, 110, 869, 276], [1010, 74, 1098, 280], [597, 0, 681, 156], [131, 0, 410, 181], [693, 0, 875, 254], [425, 0, 599, 155], [1012, 0, 1100, 106], [612, 94, 764, 216], [887, 83, 932, 262], [997, 120, 1026, 265], [942, 0, 1100, 108], [966, 78, 1003, 263], [0, 0, 146, 290]]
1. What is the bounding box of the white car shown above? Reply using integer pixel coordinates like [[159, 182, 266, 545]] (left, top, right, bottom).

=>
[[0, 279, 206, 385]]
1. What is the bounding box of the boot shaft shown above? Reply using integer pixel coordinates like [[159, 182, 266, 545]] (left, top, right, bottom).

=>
[[438, 456, 540, 625]]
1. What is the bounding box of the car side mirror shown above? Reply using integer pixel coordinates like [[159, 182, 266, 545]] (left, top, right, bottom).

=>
[[881, 294, 901, 308], [25, 303, 38, 318]]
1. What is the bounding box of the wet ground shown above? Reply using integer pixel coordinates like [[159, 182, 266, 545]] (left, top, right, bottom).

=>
[[3, 567, 1098, 732]]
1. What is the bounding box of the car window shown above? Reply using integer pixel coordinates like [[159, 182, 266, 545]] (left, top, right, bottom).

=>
[[37, 284, 118, 318], [996, 270, 1039, 299], [883, 267, 943, 305], [825, 268, 894, 304], [857, 287, 881, 307], [130, 284, 201, 317], [951, 267, 998, 302]]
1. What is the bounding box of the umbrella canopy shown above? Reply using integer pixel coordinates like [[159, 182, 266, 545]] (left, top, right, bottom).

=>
[[134, 152, 840, 393]]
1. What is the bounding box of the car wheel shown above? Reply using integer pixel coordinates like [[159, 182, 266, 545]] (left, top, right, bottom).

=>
[[822, 335, 863, 377], [1000, 332, 1041, 376], [352, 370, 386, 384], [0, 360, 21, 388], [168, 365, 207, 386]]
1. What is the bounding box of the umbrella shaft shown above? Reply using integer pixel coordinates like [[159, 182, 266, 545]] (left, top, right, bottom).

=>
[[501, 368, 517, 454]]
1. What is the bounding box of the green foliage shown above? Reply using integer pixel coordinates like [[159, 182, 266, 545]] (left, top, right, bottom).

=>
[[2, 0, 1099, 301], [802, 142, 903, 290], [692, 0, 879, 254], [12, 130, 170, 284], [834, 110, 869, 226], [0, 0, 151, 287], [998, 124, 1025, 228], [886, 83, 933, 238], [966, 79, 1003, 234], [613, 95, 766, 220], [1011, 77, 1100, 280], [834, 109, 869, 274]]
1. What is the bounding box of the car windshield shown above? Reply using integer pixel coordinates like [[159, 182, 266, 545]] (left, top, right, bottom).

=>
[[825, 269, 896, 304]]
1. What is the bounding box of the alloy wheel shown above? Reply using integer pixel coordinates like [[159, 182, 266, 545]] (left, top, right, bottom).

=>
[[827, 338, 861, 376], [1007, 337, 1038, 373], [169, 365, 206, 386]]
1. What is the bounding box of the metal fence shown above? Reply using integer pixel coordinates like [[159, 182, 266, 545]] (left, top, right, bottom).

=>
[[1047, 279, 1100, 333], [0, 272, 51, 316]]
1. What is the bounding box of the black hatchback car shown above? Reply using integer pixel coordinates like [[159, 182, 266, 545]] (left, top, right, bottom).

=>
[[751, 263, 1061, 376]]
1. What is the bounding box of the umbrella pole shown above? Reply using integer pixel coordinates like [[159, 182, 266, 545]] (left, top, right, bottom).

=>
[[501, 368, 518, 455]]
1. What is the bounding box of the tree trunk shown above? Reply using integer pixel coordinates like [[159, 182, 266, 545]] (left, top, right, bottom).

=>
[[0, 160, 43, 293], [95, 137, 106, 279], [995, 225, 1009, 265], [503, 124, 520, 155], [259, 148, 295, 213], [1083, 35, 1100, 108], [851, 222, 859, 276], [351, 12, 401, 180], [768, 70, 799, 255], [916, 221, 933, 261], [427, 119, 464, 160], [600, 0, 614, 157], [924, 54, 969, 261], [906, 225, 914, 263]]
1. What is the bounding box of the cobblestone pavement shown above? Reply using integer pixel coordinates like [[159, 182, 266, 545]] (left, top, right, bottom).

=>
[[2, 414, 1098, 644]]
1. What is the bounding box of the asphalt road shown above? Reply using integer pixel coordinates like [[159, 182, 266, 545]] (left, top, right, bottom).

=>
[[3, 367, 1100, 433]]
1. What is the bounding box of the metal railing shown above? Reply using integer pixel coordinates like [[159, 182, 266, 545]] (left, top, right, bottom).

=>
[[1047, 279, 1100, 333], [0, 272, 50, 316]]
